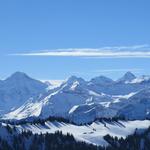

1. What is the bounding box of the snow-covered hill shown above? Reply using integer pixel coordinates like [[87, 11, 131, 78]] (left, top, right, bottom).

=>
[[13, 120, 150, 146]]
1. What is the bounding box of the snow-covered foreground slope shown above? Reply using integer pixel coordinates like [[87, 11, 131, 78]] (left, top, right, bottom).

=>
[[14, 120, 150, 146]]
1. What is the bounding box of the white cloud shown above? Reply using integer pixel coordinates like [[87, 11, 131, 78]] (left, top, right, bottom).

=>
[[10, 44, 150, 58]]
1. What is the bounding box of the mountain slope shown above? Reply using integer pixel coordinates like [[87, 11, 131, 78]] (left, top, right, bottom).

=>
[[3, 75, 113, 121], [0, 72, 48, 115], [2, 71, 150, 123], [117, 88, 150, 119], [117, 71, 136, 83]]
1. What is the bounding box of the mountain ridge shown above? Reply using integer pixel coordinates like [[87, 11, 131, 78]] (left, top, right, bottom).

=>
[[1, 71, 150, 124]]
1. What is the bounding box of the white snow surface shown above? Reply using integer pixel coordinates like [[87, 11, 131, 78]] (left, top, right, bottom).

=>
[[14, 120, 150, 146], [127, 75, 150, 84]]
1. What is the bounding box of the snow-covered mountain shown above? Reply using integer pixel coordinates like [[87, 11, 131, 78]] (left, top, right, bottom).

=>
[[88, 72, 150, 95], [117, 71, 136, 83], [1, 71, 150, 124], [117, 88, 150, 119], [3, 75, 112, 121], [89, 75, 114, 85], [0, 72, 48, 115]]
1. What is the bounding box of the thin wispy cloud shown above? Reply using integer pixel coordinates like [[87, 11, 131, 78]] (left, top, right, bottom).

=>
[[10, 44, 150, 58]]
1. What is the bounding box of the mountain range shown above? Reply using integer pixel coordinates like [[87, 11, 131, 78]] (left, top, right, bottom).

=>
[[1, 71, 150, 124]]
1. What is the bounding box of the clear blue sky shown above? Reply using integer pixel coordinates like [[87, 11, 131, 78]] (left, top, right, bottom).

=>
[[0, 0, 150, 80]]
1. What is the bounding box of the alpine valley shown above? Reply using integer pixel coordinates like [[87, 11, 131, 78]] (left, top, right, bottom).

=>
[[0, 71, 150, 149]]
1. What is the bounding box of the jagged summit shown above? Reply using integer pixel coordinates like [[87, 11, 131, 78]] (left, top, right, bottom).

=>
[[4, 71, 46, 86], [117, 71, 136, 82], [5, 71, 31, 81], [65, 75, 86, 84], [0, 72, 48, 115], [59, 75, 87, 92]]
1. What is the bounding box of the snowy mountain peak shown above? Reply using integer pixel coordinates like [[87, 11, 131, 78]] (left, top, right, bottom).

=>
[[66, 76, 86, 84], [0, 72, 48, 115], [90, 75, 114, 85], [4, 72, 47, 86], [117, 71, 136, 83], [3, 71, 150, 123], [60, 75, 87, 92], [5, 71, 31, 81]]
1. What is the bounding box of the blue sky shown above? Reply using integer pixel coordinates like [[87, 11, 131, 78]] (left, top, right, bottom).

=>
[[0, 0, 150, 80]]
